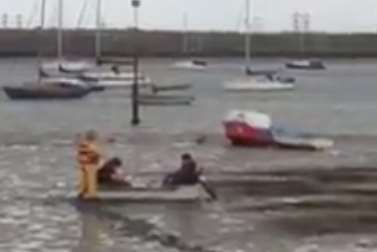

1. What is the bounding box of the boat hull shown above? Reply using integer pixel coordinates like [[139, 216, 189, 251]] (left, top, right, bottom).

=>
[[73, 185, 209, 202], [172, 60, 207, 71], [3, 86, 90, 100], [285, 60, 326, 70], [224, 121, 274, 146], [138, 98, 193, 106], [224, 81, 295, 92]]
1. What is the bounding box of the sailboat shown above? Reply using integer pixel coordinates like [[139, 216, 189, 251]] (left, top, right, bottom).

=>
[[41, 0, 92, 75], [172, 13, 208, 71], [2, 0, 91, 100], [78, 0, 152, 90], [224, 0, 294, 92], [285, 14, 325, 70]]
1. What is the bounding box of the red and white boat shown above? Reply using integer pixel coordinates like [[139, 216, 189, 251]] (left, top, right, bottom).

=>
[[223, 110, 334, 150], [223, 110, 274, 146]]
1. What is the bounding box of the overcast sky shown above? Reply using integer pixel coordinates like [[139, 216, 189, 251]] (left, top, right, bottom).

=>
[[1, 0, 377, 32]]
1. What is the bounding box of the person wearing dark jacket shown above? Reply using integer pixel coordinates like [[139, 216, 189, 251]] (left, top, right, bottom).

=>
[[163, 153, 201, 186], [97, 157, 132, 187]]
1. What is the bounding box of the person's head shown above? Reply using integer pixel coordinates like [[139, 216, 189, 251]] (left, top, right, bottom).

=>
[[85, 130, 98, 142], [181, 153, 193, 163], [108, 157, 122, 168]]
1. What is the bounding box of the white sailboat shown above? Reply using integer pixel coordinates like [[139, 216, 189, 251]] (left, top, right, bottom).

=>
[[172, 13, 208, 71], [41, 0, 92, 74], [224, 0, 294, 92], [79, 0, 152, 90], [285, 13, 325, 70]]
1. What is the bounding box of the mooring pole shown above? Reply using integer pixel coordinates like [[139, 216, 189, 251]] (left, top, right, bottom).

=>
[[131, 0, 141, 126]]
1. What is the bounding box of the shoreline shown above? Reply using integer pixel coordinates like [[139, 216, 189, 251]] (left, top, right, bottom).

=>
[[2, 29, 377, 58]]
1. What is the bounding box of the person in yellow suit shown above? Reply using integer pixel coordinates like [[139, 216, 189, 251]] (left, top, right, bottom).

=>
[[77, 130, 103, 199]]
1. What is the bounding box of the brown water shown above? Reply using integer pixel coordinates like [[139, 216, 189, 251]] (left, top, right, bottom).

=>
[[1, 58, 377, 252]]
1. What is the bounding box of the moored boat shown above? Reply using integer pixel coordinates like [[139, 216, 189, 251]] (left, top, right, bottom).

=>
[[3, 78, 91, 100], [223, 110, 334, 150], [58, 61, 93, 74], [172, 60, 208, 71], [151, 83, 192, 93], [285, 59, 325, 70], [79, 71, 150, 82], [138, 95, 194, 106], [274, 135, 334, 151], [80, 70, 153, 90], [224, 78, 295, 92], [223, 110, 274, 146]]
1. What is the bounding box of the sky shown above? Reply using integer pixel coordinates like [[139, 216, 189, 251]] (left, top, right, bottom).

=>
[[1, 0, 377, 32]]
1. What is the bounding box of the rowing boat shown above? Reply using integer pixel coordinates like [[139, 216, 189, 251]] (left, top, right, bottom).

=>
[[72, 184, 210, 202]]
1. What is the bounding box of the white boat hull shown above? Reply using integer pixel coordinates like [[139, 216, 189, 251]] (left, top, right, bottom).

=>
[[172, 61, 207, 71], [224, 79, 295, 92], [80, 71, 148, 81], [91, 79, 152, 90]]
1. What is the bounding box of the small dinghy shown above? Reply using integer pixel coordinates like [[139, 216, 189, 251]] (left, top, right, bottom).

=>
[[58, 61, 93, 74], [274, 135, 334, 151], [285, 59, 326, 70], [80, 71, 151, 82], [245, 67, 278, 76], [138, 94, 195, 106], [224, 78, 295, 92], [172, 60, 208, 71], [151, 83, 192, 93]]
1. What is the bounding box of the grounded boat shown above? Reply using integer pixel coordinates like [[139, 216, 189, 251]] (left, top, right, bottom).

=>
[[89, 79, 152, 90], [80, 71, 153, 90], [224, 78, 295, 92], [3, 78, 91, 100], [225, 0, 295, 92], [138, 94, 194, 106], [80, 71, 149, 81], [223, 110, 274, 146], [285, 59, 326, 70], [274, 135, 334, 151], [223, 110, 334, 150], [172, 60, 208, 71], [245, 67, 278, 77], [58, 61, 93, 73], [151, 83, 192, 93], [76, 184, 209, 202]]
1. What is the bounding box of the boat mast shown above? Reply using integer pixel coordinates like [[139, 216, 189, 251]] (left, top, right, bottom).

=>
[[95, 0, 102, 60], [37, 0, 46, 82], [182, 13, 188, 56], [57, 0, 63, 61], [245, 0, 251, 69], [40, 0, 46, 28]]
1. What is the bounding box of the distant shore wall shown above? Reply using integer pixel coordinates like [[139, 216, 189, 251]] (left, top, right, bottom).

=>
[[1, 29, 377, 58]]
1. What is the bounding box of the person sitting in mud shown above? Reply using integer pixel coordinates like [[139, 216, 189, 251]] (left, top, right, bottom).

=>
[[97, 157, 132, 187], [163, 153, 202, 187]]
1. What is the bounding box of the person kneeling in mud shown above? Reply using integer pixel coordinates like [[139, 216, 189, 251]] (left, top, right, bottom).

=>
[[97, 157, 132, 187]]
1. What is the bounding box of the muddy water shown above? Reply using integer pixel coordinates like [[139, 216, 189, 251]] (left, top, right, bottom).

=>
[[1, 58, 377, 251]]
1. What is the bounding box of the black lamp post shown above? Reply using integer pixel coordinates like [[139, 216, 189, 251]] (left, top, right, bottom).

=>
[[131, 0, 140, 126]]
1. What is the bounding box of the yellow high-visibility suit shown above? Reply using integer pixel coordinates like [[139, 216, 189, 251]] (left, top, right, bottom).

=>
[[77, 140, 101, 198]]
